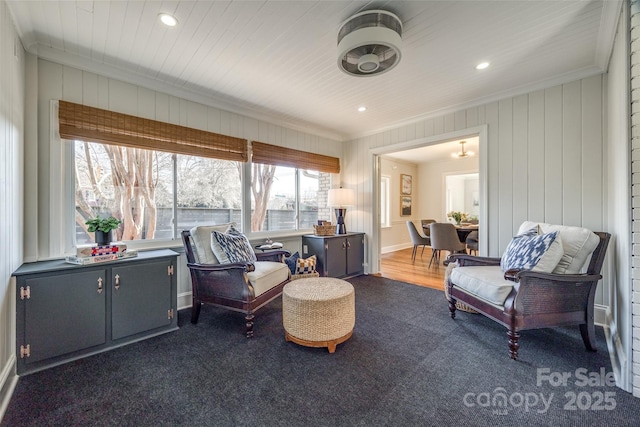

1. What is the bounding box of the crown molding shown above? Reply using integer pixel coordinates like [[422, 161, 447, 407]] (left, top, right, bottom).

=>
[[348, 65, 605, 141], [595, 0, 623, 72]]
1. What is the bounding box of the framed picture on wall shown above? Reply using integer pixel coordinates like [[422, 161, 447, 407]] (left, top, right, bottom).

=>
[[401, 174, 412, 195], [401, 196, 412, 216]]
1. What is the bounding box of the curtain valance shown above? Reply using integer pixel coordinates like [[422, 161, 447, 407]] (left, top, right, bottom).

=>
[[251, 141, 340, 173], [58, 100, 248, 162]]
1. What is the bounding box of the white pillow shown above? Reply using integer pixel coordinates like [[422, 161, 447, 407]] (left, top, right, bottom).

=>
[[500, 228, 563, 273], [189, 223, 234, 264], [518, 221, 599, 274]]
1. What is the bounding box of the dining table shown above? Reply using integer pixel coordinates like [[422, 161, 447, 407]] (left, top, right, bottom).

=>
[[454, 224, 479, 243]]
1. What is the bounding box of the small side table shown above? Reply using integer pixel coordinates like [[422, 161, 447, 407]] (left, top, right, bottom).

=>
[[282, 277, 355, 353]]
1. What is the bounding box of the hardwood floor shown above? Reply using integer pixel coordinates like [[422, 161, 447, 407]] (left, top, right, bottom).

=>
[[379, 247, 446, 291]]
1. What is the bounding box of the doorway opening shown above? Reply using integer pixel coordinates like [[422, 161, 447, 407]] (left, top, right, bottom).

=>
[[370, 125, 488, 283]]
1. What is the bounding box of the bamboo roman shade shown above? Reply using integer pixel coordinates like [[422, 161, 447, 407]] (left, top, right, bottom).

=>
[[251, 141, 340, 174], [58, 100, 248, 162]]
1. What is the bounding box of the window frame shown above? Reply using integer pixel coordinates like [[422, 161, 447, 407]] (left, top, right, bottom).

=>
[[69, 139, 319, 251]]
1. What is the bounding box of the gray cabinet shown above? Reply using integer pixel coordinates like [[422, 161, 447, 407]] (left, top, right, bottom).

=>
[[23, 270, 107, 364], [111, 260, 173, 340], [302, 233, 364, 278], [13, 249, 178, 375]]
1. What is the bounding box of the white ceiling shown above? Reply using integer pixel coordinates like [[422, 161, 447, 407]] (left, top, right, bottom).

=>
[[7, 0, 621, 142], [382, 136, 479, 164]]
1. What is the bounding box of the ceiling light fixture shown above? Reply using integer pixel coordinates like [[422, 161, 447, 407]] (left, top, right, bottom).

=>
[[358, 106, 367, 112], [159, 13, 178, 27], [476, 61, 490, 70], [337, 10, 403, 77], [452, 140, 474, 158]]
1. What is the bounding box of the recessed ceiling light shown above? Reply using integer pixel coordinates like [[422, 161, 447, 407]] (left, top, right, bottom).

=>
[[476, 62, 490, 70], [159, 13, 178, 27], [358, 106, 367, 112]]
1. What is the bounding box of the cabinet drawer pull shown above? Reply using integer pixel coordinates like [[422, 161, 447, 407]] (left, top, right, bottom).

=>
[[97, 277, 103, 294], [114, 274, 120, 290]]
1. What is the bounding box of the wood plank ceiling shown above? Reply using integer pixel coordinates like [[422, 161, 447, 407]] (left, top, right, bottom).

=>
[[7, 0, 621, 141]]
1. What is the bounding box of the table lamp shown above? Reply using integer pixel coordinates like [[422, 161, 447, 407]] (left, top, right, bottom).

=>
[[327, 188, 355, 234]]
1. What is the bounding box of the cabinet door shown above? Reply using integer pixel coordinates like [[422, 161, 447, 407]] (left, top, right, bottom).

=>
[[111, 260, 173, 340], [346, 235, 364, 276], [23, 271, 106, 364], [325, 238, 347, 277]]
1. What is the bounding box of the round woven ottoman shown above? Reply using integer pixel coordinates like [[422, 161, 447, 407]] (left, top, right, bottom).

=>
[[282, 277, 355, 353]]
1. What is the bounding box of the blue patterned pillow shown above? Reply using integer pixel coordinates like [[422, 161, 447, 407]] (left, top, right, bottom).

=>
[[285, 252, 300, 274], [500, 228, 562, 272], [210, 227, 257, 264]]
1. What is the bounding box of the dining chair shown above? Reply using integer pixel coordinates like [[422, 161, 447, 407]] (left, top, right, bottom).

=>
[[421, 219, 436, 237], [429, 222, 467, 267], [406, 221, 431, 262], [466, 230, 479, 255]]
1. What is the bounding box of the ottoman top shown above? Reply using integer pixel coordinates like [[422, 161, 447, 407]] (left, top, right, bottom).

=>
[[283, 277, 353, 301]]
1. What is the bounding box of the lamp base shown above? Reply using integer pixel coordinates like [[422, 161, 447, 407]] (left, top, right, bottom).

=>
[[334, 208, 347, 234]]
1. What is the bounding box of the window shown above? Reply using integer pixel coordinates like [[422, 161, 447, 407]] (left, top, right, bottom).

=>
[[445, 172, 479, 219], [175, 155, 242, 233], [62, 101, 339, 245], [380, 175, 391, 228], [74, 140, 324, 244], [250, 164, 323, 233], [74, 141, 242, 244]]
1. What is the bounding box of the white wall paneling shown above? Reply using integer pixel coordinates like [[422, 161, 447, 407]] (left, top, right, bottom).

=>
[[0, 0, 25, 418]]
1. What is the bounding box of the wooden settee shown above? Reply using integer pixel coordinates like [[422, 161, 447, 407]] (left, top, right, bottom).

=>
[[446, 221, 610, 360], [182, 224, 290, 337]]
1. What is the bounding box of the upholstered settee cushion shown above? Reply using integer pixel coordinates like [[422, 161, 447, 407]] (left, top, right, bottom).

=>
[[247, 261, 290, 296], [500, 228, 563, 273], [210, 226, 257, 264], [518, 221, 600, 274], [450, 266, 514, 306], [189, 223, 234, 264]]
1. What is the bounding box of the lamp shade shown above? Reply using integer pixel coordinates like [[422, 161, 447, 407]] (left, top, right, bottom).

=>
[[327, 188, 355, 207]]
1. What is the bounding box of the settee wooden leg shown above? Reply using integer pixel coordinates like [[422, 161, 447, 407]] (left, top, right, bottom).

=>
[[245, 312, 255, 338], [507, 330, 519, 360], [579, 323, 597, 352], [191, 301, 202, 324], [448, 298, 457, 319]]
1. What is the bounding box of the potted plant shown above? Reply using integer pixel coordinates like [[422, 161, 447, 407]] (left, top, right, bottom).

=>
[[447, 211, 468, 226], [86, 215, 122, 245]]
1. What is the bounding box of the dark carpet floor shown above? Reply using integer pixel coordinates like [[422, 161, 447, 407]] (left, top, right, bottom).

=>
[[2, 275, 639, 426]]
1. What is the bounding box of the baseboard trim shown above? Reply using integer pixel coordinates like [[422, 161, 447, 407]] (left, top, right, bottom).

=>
[[601, 306, 631, 392], [0, 355, 17, 422], [594, 303, 607, 327], [177, 291, 192, 311], [381, 243, 413, 254]]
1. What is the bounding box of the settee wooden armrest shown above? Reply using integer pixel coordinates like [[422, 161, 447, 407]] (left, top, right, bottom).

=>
[[450, 254, 501, 267], [256, 249, 291, 263]]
